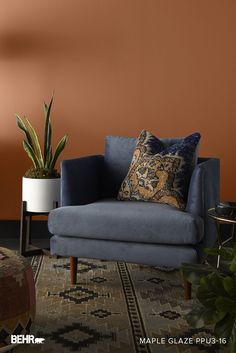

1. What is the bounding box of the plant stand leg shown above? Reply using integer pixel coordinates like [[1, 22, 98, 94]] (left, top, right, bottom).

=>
[[70, 257, 78, 285], [20, 201, 28, 256], [26, 214, 32, 249], [19, 201, 43, 257], [183, 279, 192, 300]]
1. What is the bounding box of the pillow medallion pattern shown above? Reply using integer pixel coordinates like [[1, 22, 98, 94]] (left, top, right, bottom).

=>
[[118, 130, 201, 210]]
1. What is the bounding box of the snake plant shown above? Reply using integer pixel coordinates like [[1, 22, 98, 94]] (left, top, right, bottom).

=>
[[16, 96, 68, 178]]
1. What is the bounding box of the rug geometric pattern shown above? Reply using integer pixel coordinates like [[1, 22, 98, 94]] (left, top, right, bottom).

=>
[[14, 256, 230, 353]]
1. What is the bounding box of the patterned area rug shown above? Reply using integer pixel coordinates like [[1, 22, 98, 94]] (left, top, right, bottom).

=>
[[14, 256, 229, 353]]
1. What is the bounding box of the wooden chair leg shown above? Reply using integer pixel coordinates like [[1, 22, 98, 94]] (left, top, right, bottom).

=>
[[183, 279, 192, 300], [70, 257, 78, 285]]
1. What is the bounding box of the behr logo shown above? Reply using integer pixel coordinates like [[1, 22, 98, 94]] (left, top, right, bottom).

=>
[[11, 335, 45, 344]]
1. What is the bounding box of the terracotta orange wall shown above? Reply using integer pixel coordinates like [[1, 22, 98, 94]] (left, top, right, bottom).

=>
[[0, 0, 236, 219]]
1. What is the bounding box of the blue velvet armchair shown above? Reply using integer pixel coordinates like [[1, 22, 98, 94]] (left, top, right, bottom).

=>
[[48, 136, 220, 299]]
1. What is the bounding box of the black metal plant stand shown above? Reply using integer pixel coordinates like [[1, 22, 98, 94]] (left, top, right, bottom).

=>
[[20, 201, 58, 257]]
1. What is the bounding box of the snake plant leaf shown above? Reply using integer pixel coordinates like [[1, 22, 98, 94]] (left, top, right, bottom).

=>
[[23, 140, 40, 168], [44, 96, 53, 166], [50, 135, 68, 169], [45, 121, 52, 167], [25, 118, 44, 168], [16, 115, 35, 151], [45, 145, 53, 168]]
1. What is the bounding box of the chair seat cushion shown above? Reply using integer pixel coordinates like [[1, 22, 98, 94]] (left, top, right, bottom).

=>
[[48, 199, 204, 245]]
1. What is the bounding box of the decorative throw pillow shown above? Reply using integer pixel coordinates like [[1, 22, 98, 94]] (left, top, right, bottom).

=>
[[117, 130, 201, 210]]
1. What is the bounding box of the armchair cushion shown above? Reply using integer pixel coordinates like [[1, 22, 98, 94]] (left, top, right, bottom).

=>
[[118, 130, 201, 209], [104, 133, 200, 198], [104, 135, 182, 198], [48, 199, 204, 245]]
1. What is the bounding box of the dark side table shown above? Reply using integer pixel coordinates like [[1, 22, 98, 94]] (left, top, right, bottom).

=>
[[207, 208, 236, 268], [20, 201, 58, 257]]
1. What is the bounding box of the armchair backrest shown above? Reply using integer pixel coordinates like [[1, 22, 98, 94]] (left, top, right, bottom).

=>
[[103, 135, 183, 197]]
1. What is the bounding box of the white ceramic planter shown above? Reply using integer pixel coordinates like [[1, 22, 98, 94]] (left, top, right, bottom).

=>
[[22, 177, 60, 212]]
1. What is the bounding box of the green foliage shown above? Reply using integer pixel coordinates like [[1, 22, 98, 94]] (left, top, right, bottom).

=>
[[16, 96, 68, 178], [181, 243, 236, 352]]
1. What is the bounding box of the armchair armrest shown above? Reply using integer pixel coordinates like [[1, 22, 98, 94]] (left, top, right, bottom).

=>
[[186, 158, 220, 217], [186, 157, 220, 250], [186, 161, 205, 217], [61, 155, 104, 206]]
